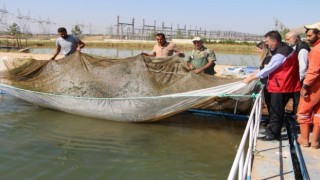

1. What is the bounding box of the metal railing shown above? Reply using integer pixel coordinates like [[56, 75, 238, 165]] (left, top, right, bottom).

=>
[[227, 88, 263, 180], [286, 115, 310, 179]]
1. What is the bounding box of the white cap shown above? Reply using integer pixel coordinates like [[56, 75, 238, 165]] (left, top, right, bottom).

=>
[[304, 22, 320, 31], [192, 37, 202, 42]]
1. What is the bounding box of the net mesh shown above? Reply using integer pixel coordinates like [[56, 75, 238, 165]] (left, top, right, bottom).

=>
[[0, 52, 257, 122]]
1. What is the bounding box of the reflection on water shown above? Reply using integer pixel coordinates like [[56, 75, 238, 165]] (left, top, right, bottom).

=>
[[31, 48, 260, 67], [0, 95, 246, 179]]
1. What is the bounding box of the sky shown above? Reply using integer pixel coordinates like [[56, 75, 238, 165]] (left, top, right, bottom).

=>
[[0, 0, 319, 35]]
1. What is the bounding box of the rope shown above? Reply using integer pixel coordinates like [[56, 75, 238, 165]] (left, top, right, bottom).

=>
[[219, 92, 260, 98]]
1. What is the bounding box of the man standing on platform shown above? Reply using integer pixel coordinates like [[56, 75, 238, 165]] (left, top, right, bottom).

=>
[[243, 30, 301, 141], [285, 31, 310, 115], [296, 22, 320, 149]]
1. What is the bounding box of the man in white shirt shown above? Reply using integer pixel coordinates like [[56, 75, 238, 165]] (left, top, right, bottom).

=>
[[285, 31, 311, 115], [50, 27, 85, 60], [285, 31, 310, 81]]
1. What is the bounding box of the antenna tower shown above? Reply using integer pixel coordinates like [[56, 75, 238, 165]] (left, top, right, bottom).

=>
[[16, 9, 32, 34], [0, 5, 10, 31]]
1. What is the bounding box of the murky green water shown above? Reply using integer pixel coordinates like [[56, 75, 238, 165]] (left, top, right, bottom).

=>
[[0, 95, 246, 179], [31, 48, 260, 67]]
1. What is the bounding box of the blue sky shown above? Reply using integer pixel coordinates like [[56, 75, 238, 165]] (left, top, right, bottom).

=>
[[1, 0, 319, 35]]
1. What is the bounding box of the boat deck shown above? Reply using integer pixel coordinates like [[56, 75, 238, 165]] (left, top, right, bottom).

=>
[[251, 130, 295, 179], [299, 134, 320, 179], [252, 127, 320, 179]]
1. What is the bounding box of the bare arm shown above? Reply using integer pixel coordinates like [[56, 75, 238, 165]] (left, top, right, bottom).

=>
[[141, 52, 156, 56], [50, 45, 61, 60], [174, 48, 185, 57], [176, 51, 185, 57], [173, 44, 185, 57], [76, 40, 85, 51]]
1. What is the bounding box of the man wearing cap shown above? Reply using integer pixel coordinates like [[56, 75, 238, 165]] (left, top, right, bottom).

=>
[[296, 22, 320, 148], [187, 37, 217, 75], [144, 33, 184, 58]]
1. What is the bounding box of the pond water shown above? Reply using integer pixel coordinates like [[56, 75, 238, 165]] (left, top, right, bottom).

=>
[[0, 95, 246, 179], [31, 48, 260, 67]]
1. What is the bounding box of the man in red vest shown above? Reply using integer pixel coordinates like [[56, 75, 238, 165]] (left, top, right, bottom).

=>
[[243, 31, 301, 141]]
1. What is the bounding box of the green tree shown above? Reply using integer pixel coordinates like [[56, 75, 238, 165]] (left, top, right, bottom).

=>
[[7, 22, 21, 35], [72, 25, 82, 36], [7, 23, 22, 48]]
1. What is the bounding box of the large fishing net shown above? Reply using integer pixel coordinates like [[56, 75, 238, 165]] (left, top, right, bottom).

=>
[[0, 52, 258, 122]]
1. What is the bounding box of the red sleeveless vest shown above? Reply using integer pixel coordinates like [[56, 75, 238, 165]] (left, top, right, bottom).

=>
[[267, 51, 301, 92]]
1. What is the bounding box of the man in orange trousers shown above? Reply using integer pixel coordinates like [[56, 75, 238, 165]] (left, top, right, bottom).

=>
[[296, 22, 320, 149]]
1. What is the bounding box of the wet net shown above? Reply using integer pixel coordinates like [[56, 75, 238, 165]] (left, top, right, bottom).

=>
[[0, 52, 258, 122]]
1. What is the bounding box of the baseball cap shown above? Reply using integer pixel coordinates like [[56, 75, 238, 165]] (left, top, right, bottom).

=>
[[192, 37, 202, 42], [304, 22, 320, 31]]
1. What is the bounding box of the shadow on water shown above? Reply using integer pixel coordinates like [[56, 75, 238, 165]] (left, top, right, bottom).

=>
[[0, 95, 246, 179]]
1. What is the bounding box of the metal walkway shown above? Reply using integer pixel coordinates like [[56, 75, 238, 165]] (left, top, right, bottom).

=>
[[251, 127, 295, 179], [226, 88, 320, 179]]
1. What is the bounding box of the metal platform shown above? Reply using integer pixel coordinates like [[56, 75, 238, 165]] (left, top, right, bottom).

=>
[[298, 133, 320, 179], [252, 123, 320, 179], [251, 129, 295, 179]]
